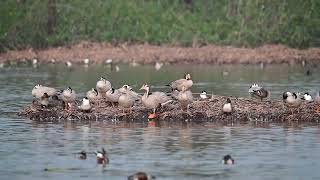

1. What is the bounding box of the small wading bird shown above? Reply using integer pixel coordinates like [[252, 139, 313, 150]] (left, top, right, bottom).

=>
[[167, 73, 193, 91], [223, 155, 234, 165], [302, 92, 313, 102], [222, 98, 233, 114], [95, 148, 109, 166], [248, 83, 270, 101], [78, 97, 91, 112], [128, 172, 156, 180], [200, 90, 208, 99], [283, 92, 302, 114], [140, 84, 172, 118]]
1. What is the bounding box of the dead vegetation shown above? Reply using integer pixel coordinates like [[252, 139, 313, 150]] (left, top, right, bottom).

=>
[[19, 96, 320, 123]]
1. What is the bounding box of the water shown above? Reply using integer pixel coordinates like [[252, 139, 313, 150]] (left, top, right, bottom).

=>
[[0, 63, 320, 179]]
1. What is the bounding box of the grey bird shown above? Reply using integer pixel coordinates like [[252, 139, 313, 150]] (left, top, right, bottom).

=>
[[140, 84, 171, 116], [177, 86, 193, 111], [167, 73, 193, 91], [96, 77, 111, 99], [62, 87, 76, 110]]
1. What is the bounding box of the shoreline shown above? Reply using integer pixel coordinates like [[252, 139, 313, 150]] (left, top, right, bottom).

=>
[[1, 42, 320, 65]]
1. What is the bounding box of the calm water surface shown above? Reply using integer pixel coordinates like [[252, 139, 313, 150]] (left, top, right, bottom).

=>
[[0, 63, 320, 179]]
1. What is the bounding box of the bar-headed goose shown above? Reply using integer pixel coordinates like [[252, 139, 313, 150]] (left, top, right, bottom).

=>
[[62, 87, 76, 110], [32, 84, 57, 99], [177, 86, 193, 111], [118, 85, 139, 113], [106, 87, 122, 107], [140, 84, 171, 117], [167, 73, 193, 91], [86, 88, 98, 104], [96, 77, 111, 99]]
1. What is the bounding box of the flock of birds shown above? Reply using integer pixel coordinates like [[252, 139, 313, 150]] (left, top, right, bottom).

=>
[[73, 148, 234, 180], [31, 73, 320, 118], [30, 71, 320, 180]]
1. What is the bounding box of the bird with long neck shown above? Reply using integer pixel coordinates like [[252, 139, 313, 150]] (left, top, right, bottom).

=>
[[140, 84, 171, 118]]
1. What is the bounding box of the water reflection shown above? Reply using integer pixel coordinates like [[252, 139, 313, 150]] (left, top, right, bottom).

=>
[[0, 64, 320, 179]]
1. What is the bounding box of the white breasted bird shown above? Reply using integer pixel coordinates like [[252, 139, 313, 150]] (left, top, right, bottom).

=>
[[283, 91, 302, 114], [200, 91, 208, 99], [62, 87, 76, 110], [222, 98, 233, 114], [65, 61, 72, 68], [222, 155, 234, 165], [78, 97, 91, 112], [95, 148, 109, 166], [302, 92, 313, 102], [83, 58, 90, 64]]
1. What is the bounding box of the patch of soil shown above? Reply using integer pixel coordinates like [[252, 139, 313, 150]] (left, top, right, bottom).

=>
[[1, 42, 320, 64]]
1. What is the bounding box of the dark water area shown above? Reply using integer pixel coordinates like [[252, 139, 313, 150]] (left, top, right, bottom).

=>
[[0, 63, 320, 179]]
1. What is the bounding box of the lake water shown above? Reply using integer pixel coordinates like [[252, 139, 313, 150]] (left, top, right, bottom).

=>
[[0, 63, 320, 179]]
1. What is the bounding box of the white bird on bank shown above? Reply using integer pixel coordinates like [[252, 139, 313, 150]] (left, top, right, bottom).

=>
[[78, 97, 91, 112], [222, 98, 233, 114], [283, 91, 302, 114], [302, 92, 313, 102], [83, 58, 90, 65], [200, 91, 208, 99], [65, 61, 72, 68]]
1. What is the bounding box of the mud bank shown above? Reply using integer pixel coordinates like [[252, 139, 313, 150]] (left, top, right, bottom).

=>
[[19, 95, 320, 123], [1, 42, 320, 65]]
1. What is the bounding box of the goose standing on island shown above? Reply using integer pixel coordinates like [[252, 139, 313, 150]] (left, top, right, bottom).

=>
[[140, 84, 171, 117], [118, 85, 139, 113], [106, 87, 122, 107], [96, 77, 111, 99], [62, 87, 76, 110], [177, 86, 193, 111], [86, 88, 98, 105], [168, 73, 193, 91]]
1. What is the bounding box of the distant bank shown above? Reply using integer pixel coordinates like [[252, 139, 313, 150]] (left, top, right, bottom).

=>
[[0, 42, 319, 65]]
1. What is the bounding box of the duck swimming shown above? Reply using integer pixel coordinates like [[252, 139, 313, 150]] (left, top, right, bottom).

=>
[[140, 84, 171, 117], [78, 150, 87, 160], [78, 97, 91, 112], [128, 172, 155, 180], [283, 91, 302, 114], [168, 73, 193, 91], [248, 84, 270, 101], [223, 155, 234, 165], [62, 87, 76, 110], [222, 98, 233, 114], [95, 148, 109, 166], [96, 77, 111, 99]]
